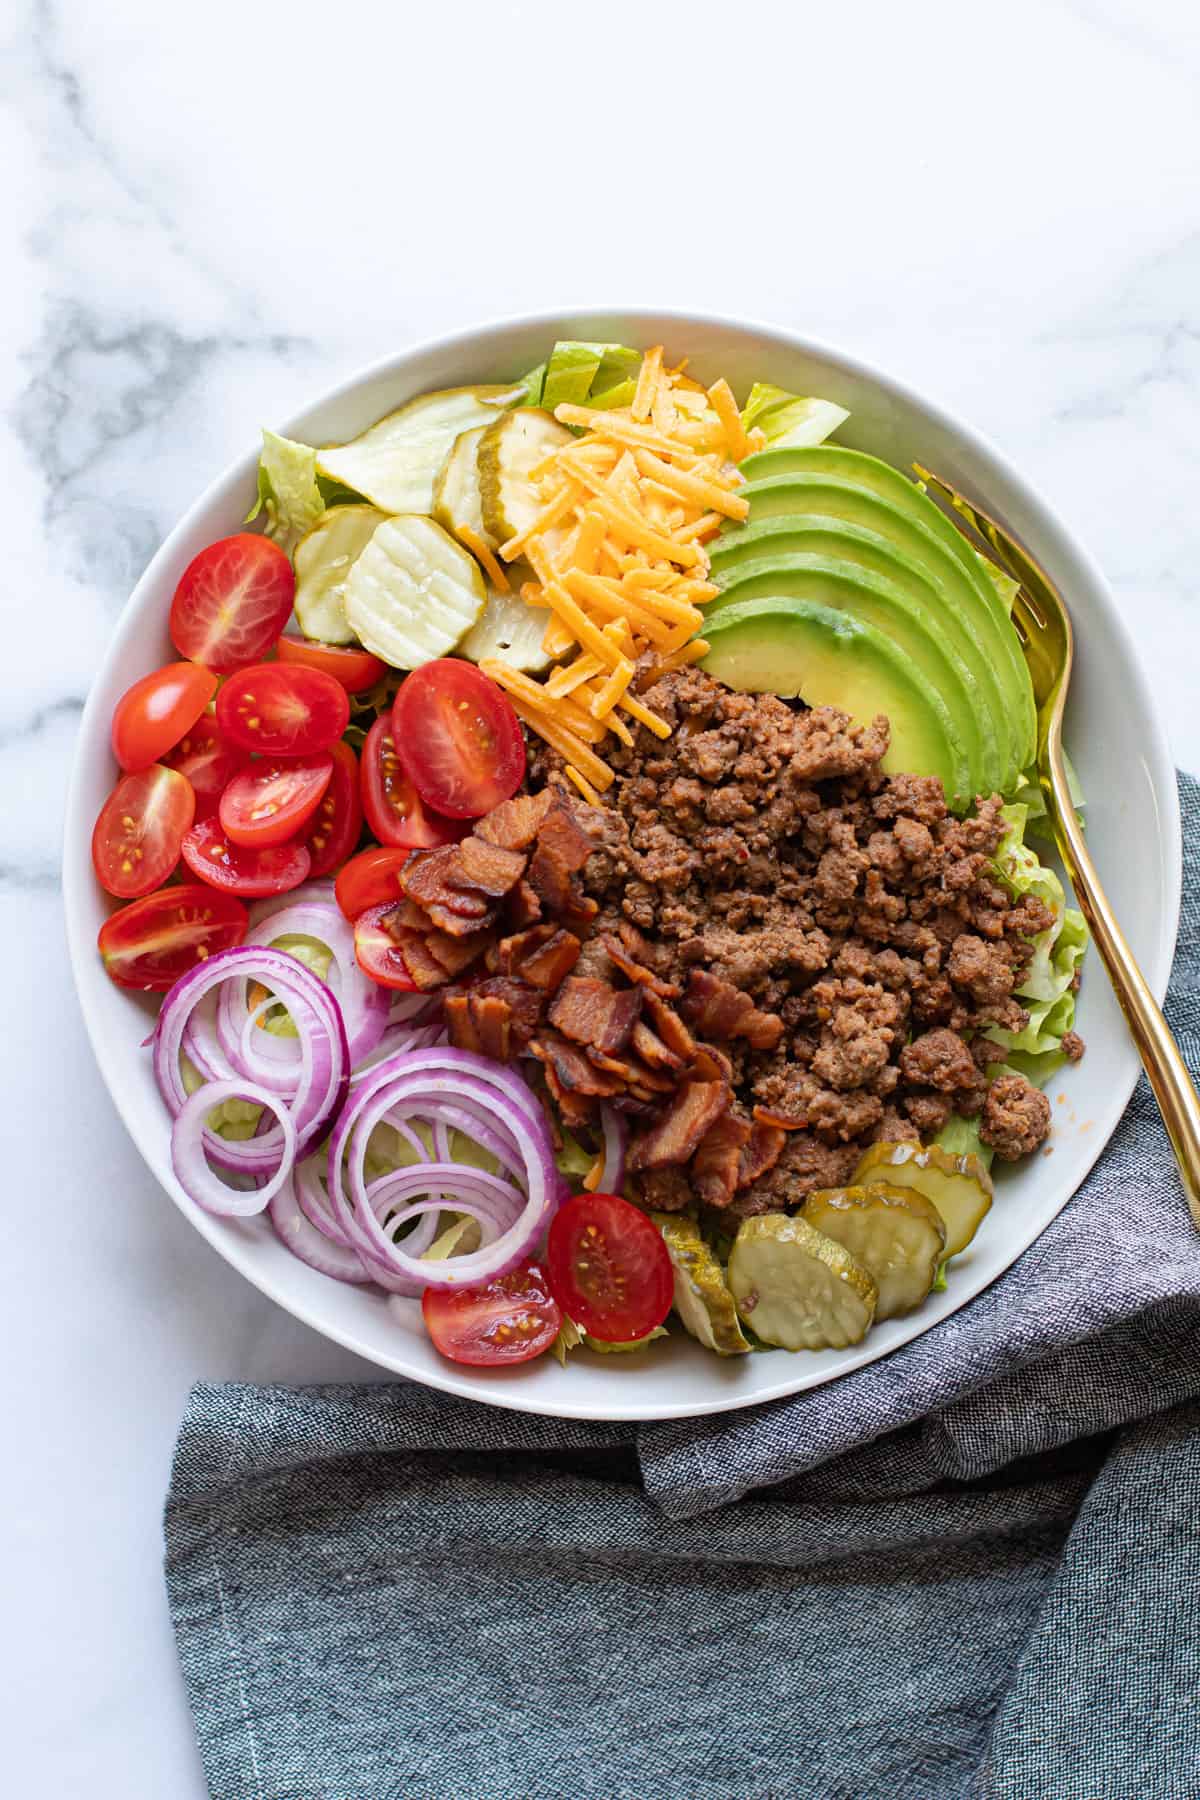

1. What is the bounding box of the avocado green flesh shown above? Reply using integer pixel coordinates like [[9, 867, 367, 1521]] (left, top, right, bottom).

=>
[[708, 515, 1010, 795], [708, 554, 983, 803], [737, 446, 1036, 769], [702, 597, 964, 800]]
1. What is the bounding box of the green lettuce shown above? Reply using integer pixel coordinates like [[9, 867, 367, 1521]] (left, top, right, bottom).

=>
[[936, 1112, 994, 1173], [179, 1052, 263, 1141], [522, 341, 641, 412], [244, 428, 325, 552], [584, 1326, 670, 1354], [739, 383, 849, 452]]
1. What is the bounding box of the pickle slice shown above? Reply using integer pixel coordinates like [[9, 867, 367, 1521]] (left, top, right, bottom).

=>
[[456, 585, 551, 674], [316, 384, 522, 515], [478, 408, 573, 545], [293, 503, 387, 644], [801, 1185, 946, 1320], [853, 1141, 994, 1259], [728, 1214, 876, 1351], [432, 425, 491, 546], [343, 515, 485, 668], [650, 1212, 750, 1356]]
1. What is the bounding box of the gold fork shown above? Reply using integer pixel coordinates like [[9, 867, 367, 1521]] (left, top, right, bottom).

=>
[[915, 463, 1200, 1228]]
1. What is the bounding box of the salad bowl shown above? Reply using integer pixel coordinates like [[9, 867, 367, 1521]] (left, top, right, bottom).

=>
[[63, 308, 1181, 1421]]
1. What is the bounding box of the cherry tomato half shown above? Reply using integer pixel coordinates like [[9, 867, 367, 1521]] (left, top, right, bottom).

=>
[[98, 884, 248, 991], [111, 662, 217, 772], [393, 659, 525, 819], [276, 634, 387, 693], [181, 816, 311, 897], [170, 534, 295, 674], [162, 716, 246, 819], [218, 753, 333, 848], [361, 716, 467, 849], [335, 845, 413, 920], [215, 662, 350, 757], [353, 902, 418, 991], [422, 1263, 562, 1367], [545, 1192, 673, 1343], [304, 741, 363, 878], [91, 764, 196, 898]]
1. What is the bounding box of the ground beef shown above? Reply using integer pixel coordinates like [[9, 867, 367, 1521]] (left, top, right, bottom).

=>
[[526, 668, 1079, 1203]]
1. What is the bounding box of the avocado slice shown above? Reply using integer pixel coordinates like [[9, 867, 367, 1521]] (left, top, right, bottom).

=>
[[737, 446, 1036, 771], [707, 553, 984, 804], [702, 595, 965, 801], [709, 516, 1010, 796]]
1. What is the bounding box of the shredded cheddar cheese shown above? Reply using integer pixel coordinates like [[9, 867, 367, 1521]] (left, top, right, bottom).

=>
[[454, 524, 510, 593], [494, 347, 751, 787]]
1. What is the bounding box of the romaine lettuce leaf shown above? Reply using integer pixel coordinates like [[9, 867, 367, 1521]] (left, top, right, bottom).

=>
[[740, 383, 849, 451], [522, 342, 642, 413], [936, 1112, 994, 1173], [244, 428, 325, 553]]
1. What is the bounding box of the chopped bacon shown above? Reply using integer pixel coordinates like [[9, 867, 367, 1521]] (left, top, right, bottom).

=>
[[452, 835, 528, 897], [599, 934, 681, 999], [494, 924, 581, 991], [472, 975, 543, 1048], [738, 1120, 787, 1188], [681, 970, 784, 1051], [538, 802, 595, 873], [689, 1043, 734, 1084], [503, 877, 543, 929], [627, 1080, 732, 1171], [445, 992, 513, 1061], [549, 976, 642, 1055], [394, 929, 453, 992], [476, 790, 555, 851], [752, 1104, 806, 1132], [401, 847, 496, 934], [424, 927, 495, 978], [629, 1019, 684, 1074], [526, 799, 596, 915], [529, 1032, 624, 1099], [691, 1110, 752, 1208], [641, 989, 696, 1059]]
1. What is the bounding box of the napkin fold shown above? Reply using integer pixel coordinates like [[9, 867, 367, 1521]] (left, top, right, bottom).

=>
[[165, 775, 1200, 1799]]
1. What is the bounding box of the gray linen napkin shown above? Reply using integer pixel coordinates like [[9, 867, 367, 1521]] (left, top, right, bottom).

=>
[[164, 774, 1200, 1800]]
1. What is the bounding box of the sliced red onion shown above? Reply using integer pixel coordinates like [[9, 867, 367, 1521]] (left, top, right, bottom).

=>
[[171, 1079, 297, 1217], [246, 890, 388, 1066], [599, 1104, 627, 1194], [326, 1047, 564, 1290], [268, 1174, 375, 1283]]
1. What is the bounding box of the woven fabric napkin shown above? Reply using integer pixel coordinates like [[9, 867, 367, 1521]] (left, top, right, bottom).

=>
[[164, 774, 1200, 1800]]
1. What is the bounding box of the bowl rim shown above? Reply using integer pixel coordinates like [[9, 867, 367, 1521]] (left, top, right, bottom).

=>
[[63, 304, 1183, 1421]]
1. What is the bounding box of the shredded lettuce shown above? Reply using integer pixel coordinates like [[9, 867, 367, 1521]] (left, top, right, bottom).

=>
[[244, 428, 325, 553], [584, 1327, 670, 1354], [522, 341, 641, 412], [422, 1216, 483, 1262], [554, 1131, 595, 1184], [551, 1316, 587, 1366], [935, 1112, 994, 1173], [739, 383, 849, 452]]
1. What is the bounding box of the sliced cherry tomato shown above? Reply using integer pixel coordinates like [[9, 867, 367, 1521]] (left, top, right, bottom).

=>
[[91, 764, 196, 898], [353, 902, 418, 991], [110, 662, 217, 772], [393, 660, 525, 819], [162, 716, 246, 819], [422, 1262, 562, 1367], [218, 753, 333, 848], [335, 845, 412, 919], [215, 662, 350, 757], [361, 715, 467, 849], [170, 534, 295, 673], [305, 741, 363, 878], [276, 634, 387, 693], [98, 884, 248, 991], [545, 1192, 674, 1343], [181, 816, 311, 897]]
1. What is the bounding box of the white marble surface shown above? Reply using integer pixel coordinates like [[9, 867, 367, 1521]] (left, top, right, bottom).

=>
[[4, 0, 1200, 1791]]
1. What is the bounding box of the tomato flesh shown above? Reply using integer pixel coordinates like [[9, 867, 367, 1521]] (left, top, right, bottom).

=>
[[170, 534, 295, 673], [218, 753, 333, 848], [162, 716, 245, 818], [361, 715, 467, 849], [276, 634, 387, 693], [98, 884, 248, 991], [422, 1263, 562, 1366], [545, 1192, 673, 1343], [111, 662, 217, 772], [305, 741, 363, 878], [393, 660, 525, 819], [335, 845, 413, 919], [353, 903, 418, 991], [181, 816, 311, 897], [215, 662, 350, 757], [91, 764, 196, 899]]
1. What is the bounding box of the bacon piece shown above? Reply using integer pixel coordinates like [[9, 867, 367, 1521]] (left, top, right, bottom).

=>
[[504, 878, 543, 930], [396, 930, 453, 992], [424, 927, 495, 979], [476, 790, 555, 851], [599, 935, 681, 1000], [738, 1119, 788, 1187], [627, 1080, 731, 1171], [629, 1019, 684, 1074], [642, 989, 696, 1060], [690, 1043, 734, 1084], [401, 847, 496, 934], [445, 992, 513, 1061], [529, 1033, 624, 1100], [452, 835, 528, 897], [681, 970, 784, 1051], [495, 924, 582, 991], [691, 1110, 752, 1208], [752, 1104, 806, 1132], [549, 976, 642, 1055], [527, 801, 596, 913], [472, 976, 543, 1048]]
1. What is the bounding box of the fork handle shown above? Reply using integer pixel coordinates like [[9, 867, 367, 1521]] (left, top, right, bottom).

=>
[[1048, 748, 1200, 1228]]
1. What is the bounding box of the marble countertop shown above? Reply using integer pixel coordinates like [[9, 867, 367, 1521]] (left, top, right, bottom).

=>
[[5, 0, 1200, 1791]]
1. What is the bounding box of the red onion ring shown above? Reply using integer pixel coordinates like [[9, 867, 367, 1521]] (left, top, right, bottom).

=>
[[245, 891, 388, 1066], [171, 1079, 296, 1217], [268, 1174, 375, 1283], [599, 1104, 628, 1194]]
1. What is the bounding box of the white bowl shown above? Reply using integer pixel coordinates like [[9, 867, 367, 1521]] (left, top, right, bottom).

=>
[[63, 309, 1181, 1422]]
